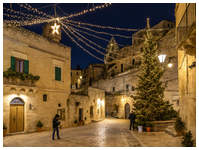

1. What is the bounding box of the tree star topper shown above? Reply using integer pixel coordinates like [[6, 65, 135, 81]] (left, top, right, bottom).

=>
[[51, 23, 60, 34]]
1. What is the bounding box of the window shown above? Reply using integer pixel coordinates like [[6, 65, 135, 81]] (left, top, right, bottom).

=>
[[132, 59, 135, 65], [97, 109, 99, 114], [132, 86, 135, 91], [11, 56, 29, 73], [43, 94, 47, 101], [126, 84, 129, 92], [77, 72, 78, 75], [113, 87, 115, 92], [168, 24, 169, 27], [71, 72, 72, 77], [57, 109, 62, 119], [55, 67, 61, 81], [121, 64, 123, 72], [84, 70, 86, 74]]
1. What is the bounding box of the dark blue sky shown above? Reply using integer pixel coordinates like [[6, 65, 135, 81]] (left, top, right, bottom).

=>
[[3, 3, 175, 69]]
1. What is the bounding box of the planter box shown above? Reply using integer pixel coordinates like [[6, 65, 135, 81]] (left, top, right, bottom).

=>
[[153, 120, 175, 132], [73, 123, 78, 127]]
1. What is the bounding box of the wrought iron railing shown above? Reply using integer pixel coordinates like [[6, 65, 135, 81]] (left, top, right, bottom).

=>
[[177, 3, 196, 44]]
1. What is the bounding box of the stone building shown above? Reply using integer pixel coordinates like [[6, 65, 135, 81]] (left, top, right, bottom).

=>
[[81, 63, 106, 86], [175, 3, 196, 142], [71, 64, 82, 89], [3, 22, 105, 134], [91, 20, 179, 118]]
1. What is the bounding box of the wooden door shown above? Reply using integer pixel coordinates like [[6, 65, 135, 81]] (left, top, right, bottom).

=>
[[10, 105, 24, 132], [125, 103, 130, 119], [10, 106, 17, 132], [17, 106, 24, 131]]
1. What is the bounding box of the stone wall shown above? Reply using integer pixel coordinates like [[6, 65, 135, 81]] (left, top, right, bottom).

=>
[[3, 25, 71, 133], [68, 87, 105, 126]]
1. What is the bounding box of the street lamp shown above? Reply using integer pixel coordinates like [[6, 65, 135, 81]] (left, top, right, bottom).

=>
[[158, 54, 166, 63]]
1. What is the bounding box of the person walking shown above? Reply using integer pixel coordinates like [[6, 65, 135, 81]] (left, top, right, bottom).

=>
[[52, 114, 61, 140], [128, 111, 136, 130]]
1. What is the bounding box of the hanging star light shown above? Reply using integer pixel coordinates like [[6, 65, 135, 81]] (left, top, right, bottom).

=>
[[51, 23, 60, 34]]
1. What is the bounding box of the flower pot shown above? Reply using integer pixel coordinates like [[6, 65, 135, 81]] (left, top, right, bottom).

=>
[[79, 122, 83, 126], [37, 127, 42, 132], [73, 123, 78, 127], [3, 129, 7, 137], [176, 130, 184, 136], [147, 127, 151, 132], [138, 126, 143, 132]]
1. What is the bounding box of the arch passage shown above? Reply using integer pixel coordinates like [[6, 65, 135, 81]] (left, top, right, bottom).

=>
[[125, 103, 130, 119], [10, 97, 24, 132]]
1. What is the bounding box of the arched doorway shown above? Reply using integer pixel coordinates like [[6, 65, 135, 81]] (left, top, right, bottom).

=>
[[125, 103, 130, 119], [10, 98, 24, 132], [90, 105, 93, 118]]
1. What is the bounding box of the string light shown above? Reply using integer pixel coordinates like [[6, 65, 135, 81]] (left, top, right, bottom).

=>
[[66, 22, 132, 38], [59, 3, 111, 20], [68, 26, 125, 47], [65, 19, 172, 31], [61, 22, 132, 66], [61, 26, 105, 62], [5, 8, 48, 20], [18, 3, 53, 18], [68, 25, 128, 58]]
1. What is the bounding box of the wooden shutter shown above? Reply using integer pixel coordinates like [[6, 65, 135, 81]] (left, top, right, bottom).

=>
[[11, 56, 15, 70], [23, 60, 29, 74], [55, 67, 61, 81], [58, 67, 61, 81]]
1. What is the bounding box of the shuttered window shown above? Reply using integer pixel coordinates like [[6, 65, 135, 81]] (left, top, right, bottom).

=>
[[11, 56, 29, 73], [55, 67, 61, 81]]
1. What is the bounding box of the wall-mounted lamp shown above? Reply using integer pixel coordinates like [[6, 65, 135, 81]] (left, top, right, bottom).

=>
[[167, 58, 173, 67], [80, 76, 82, 79], [17, 93, 20, 96], [189, 62, 196, 69], [29, 103, 34, 109]]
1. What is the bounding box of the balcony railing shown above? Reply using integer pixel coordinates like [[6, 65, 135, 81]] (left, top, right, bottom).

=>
[[177, 3, 196, 44]]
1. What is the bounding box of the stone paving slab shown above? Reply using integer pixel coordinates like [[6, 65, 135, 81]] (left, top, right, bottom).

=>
[[131, 130, 183, 147], [3, 118, 183, 147], [3, 118, 141, 147]]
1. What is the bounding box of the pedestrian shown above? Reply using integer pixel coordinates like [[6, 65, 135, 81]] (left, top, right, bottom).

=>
[[128, 111, 136, 130], [52, 114, 61, 140]]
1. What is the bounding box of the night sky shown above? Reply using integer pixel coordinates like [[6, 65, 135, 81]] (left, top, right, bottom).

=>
[[3, 3, 175, 69]]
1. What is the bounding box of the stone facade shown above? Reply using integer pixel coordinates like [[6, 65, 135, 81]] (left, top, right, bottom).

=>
[[3, 24, 105, 134], [3, 24, 71, 133], [68, 87, 105, 126], [175, 3, 196, 142], [71, 65, 82, 89], [91, 20, 179, 118]]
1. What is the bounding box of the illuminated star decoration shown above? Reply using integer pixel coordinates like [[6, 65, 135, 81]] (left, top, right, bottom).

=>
[[51, 23, 60, 34]]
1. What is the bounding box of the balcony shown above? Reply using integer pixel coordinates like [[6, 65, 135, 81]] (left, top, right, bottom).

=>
[[177, 3, 196, 55]]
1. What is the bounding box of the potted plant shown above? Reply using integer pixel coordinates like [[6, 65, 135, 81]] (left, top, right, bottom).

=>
[[175, 117, 185, 136], [137, 121, 144, 132], [181, 131, 194, 147], [73, 120, 78, 127], [37, 120, 43, 132], [3, 123, 7, 137], [146, 122, 153, 132]]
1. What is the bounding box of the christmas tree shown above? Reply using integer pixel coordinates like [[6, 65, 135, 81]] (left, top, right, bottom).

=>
[[133, 18, 170, 121]]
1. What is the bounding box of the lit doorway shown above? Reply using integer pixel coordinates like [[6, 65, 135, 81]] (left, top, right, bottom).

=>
[[125, 103, 130, 119], [10, 98, 24, 132]]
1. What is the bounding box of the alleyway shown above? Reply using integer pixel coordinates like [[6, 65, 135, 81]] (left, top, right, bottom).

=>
[[3, 118, 141, 147]]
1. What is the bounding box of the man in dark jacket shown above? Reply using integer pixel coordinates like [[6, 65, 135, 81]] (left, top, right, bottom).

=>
[[52, 114, 61, 140], [128, 111, 136, 130]]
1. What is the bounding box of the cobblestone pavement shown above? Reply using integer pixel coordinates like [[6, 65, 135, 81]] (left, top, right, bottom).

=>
[[3, 118, 141, 147]]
